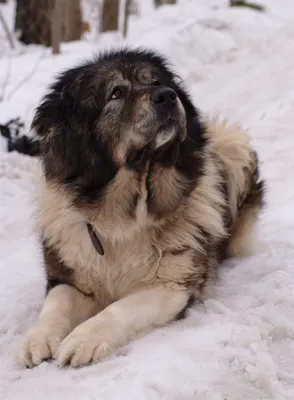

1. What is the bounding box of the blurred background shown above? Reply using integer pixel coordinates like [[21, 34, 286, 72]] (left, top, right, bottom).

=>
[[0, 0, 291, 134]]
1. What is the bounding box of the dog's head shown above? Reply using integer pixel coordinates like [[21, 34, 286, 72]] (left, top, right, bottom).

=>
[[32, 48, 206, 207]]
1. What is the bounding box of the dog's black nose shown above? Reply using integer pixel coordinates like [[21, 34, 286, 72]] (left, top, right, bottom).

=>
[[151, 87, 177, 106]]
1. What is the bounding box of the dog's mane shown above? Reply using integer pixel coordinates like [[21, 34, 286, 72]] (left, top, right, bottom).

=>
[[31, 47, 207, 217]]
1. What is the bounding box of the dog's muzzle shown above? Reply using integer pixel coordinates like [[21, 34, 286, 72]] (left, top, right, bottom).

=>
[[151, 87, 178, 109], [151, 87, 184, 149]]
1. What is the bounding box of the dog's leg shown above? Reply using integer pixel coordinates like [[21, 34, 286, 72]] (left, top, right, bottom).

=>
[[18, 284, 98, 368], [55, 286, 190, 367]]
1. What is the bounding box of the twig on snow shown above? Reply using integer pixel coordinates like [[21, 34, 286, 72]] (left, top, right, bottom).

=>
[[6, 48, 46, 101], [229, 0, 265, 12]]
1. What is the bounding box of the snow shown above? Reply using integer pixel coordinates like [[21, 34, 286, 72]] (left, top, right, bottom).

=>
[[1, 0, 294, 399]]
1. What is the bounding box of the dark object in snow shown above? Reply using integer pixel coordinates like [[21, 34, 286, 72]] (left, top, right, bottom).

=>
[[0, 117, 40, 156], [7, 135, 40, 156], [229, 0, 265, 12], [0, 117, 23, 138]]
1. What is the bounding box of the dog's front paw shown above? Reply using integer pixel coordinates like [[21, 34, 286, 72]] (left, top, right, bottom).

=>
[[55, 318, 117, 368], [18, 320, 71, 368]]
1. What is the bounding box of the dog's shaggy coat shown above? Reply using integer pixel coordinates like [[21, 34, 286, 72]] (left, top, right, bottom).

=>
[[18, 48, 265, 368]]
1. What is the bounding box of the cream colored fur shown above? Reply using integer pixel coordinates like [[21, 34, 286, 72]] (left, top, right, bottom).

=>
[[205, 116, 261, 257], [205, 116, 253, 218], [18, 117, 260, 368]]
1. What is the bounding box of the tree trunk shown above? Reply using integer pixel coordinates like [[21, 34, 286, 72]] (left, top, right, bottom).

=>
[[14, 0, 82, 46], [52, 0, 62, 54], [154, 0, 176, 7], [123, 0, 131, 38], [63, 0, 82, 42], [14, 0, 23, 31], [14, 0, 52, 46], [101, 0, 120, 33]]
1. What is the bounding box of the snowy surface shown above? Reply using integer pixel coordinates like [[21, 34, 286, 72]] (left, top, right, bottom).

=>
[[1, 1, 294, 399]]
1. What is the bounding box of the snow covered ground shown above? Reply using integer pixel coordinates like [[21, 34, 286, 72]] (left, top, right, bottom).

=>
[[1, 0, 294, 399]]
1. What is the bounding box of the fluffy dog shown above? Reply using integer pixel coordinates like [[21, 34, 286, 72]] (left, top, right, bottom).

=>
[[18, 48, 265, 368]]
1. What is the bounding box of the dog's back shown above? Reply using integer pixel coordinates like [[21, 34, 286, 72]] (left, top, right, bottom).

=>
[[205, 117, 265, 259]]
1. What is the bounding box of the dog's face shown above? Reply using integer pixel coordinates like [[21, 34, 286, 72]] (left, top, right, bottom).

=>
[[93, 57, 187, 168], [32, 48, 205, 206]]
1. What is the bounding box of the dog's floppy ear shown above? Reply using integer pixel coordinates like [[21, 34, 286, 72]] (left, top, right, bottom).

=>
[[31, 93, 60, 140], [31, 73, 77, 141], [31, 65, 87, 141], [31, 87, 77, 182], [31, 78, 118, 201]]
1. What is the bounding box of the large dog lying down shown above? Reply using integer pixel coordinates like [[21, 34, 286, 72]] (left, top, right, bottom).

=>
[[18, 48, 265, 368]]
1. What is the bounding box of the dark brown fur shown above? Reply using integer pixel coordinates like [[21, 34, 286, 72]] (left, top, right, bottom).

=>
[[42, 241, 74, 293]]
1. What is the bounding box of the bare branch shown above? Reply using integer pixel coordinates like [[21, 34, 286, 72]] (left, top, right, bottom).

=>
[[0, 10, 15, 49], [0, 56, 12, 102]]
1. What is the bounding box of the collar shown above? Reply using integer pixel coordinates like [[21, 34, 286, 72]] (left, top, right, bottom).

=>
[[86, 223, 104, 256]]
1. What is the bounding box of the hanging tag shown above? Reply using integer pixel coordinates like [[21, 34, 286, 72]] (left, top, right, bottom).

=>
[[86, 223, 104, 256]]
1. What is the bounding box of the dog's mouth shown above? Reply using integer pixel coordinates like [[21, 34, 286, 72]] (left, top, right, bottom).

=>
[[126, 139, 181, 173], [126, 131, 182, 171], [154, 115, 186, 147], [125, 115, 185, 171], [154, 125, 178, 150]]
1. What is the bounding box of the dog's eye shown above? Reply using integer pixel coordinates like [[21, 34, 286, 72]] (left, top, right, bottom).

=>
[[153, 80, 161, 86], [110, 86, 125, 100]]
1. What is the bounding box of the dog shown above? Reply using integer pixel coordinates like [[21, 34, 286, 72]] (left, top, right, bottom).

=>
[[18, 47, 265, 368]]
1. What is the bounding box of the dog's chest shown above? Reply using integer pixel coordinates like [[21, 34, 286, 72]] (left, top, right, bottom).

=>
[[58, 222, 159, 305], [38, 178, 161, 305]]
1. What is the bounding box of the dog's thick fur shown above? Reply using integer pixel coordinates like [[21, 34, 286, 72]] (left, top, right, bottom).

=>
[[18, 48, 265, 368]]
